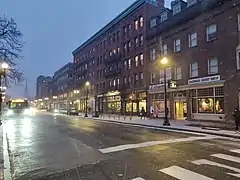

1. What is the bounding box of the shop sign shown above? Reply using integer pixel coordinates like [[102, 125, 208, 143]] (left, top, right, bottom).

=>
[[149, 83, 164, 90], [188, 75, 220, 85]]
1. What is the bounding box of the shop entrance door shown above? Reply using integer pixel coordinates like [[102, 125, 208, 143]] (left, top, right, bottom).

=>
[[175, 101, 187, 120]]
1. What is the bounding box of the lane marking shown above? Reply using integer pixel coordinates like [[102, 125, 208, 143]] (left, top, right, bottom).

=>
[[192, 159, 240, 177], [230, 149, 240, 154], [99, 136, 216, 153], [159, 165, 213, 180], [211, 153, 240, 163], [132, 178, 145, 180]]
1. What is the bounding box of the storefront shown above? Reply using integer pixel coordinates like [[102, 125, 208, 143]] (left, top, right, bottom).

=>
[[124, 91, 147, 115], [173, 91, 187, 120]]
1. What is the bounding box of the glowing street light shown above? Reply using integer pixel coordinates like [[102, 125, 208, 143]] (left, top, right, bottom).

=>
[[84, 81, 91, 117], [161, 57, 170, 126]]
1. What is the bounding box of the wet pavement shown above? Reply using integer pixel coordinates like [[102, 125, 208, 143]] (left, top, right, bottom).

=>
[[3, 112, 240, 180]]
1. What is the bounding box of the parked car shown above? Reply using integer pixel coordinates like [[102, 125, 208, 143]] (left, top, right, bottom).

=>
[[68, 108, 79, 116], [58, 108, 68, 114]]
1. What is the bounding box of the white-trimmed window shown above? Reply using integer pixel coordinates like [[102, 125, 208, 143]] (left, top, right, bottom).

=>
[[190, 62, 198, 78], [151, 73, 156, 84], [176, 67, 182, 80], [135, 20, 139, 30], [150, 48, 156, 60], [237, 52, 240, 70], [135, 55, 139, 67], [150, 17, 157, 28], [140, 16, 144, 27], [140, 54, 144, 65], [173, 3, 181, 15], [238, 13, 240, 31], [140, 72, 144, 80], [208, 58, 218, 74], [188, 32, 197, 47], [128, 59, 131, 69], [174, 39, 181, 52], [206, 24, 217, 42], [159, 69, 164, 83], [162, 44, 168, 56], [161, 11, 168, 22]]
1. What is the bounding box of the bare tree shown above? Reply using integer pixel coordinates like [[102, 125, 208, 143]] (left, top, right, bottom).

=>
[[0, 15, 24, 86]]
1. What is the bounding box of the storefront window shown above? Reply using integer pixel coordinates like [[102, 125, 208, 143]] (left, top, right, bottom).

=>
[[215, 97, 224, 114], [198, 98, 214, 113], [126, 102, 137, 113], [139, 100, 146, 112], [154, 101, 170, 113]]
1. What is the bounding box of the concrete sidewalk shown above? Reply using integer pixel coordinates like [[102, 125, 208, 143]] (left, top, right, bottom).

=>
[[0, 126, 3, 180], [82, 113, 240, 139]]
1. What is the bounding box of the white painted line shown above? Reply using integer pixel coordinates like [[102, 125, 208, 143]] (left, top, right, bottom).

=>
[[132, 178, 145, 180], [159, 165, 213, 180], [99, 136, 216, 154], [230, 149, 240, 154], [211, 153, 240, 163], [192, 159, 240, 178]]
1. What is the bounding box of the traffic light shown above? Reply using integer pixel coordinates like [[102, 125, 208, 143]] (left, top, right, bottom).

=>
[[168, 80, 177, 89]]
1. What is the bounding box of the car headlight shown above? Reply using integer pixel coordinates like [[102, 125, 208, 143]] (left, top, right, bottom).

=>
[[6, 109, 13, 116], [54, 109, 59, 113]]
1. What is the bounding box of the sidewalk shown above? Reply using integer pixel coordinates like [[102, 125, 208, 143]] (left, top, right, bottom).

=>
[[81, 113, 240, 139], [0, 126, 3, 180]]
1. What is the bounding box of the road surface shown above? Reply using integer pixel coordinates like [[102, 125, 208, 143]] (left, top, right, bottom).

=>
[[3, 112, 240, 180]]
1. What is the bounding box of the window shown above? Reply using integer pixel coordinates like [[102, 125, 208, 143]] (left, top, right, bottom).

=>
[[150, 18, 157, 28], [151, 73, 156, 84], [135, 37, 139, 47], [117, 47, 120, 53], [162, 44, 167, 56], [150, 48, 156, 60], [176, 67, 182, 80], [198, 98, 214, 113], [135, 74, 139, 85], [172, 3, 181, 15], [190, 62, 198, 78], [140, 73, 144, 80], [237, 52, 240, 70], [124, 60, 127, 69], [117, 78, 120, 86], [124, 76, 127, 84], [206, 24, 217, 41], [140, 35, 143, 46], [113, 79, 116, 86], [128, 59, 131, 69], [140, 54, 144, 65], [124, 43, 127, 52], [128, 41, 132, 48], [159, 69, 164, 83], [208, 58, 218, 74], [187, 0, 197, 7], [135, 20, 139, 30], [161, 11, 168, 22], [189, 32, 197, 47], [238, 13, 240, 31], [135, 56, 139, 67], [174, 39, 181, 52], [113, 49, 116, 54], [140, 16, 144, 27]]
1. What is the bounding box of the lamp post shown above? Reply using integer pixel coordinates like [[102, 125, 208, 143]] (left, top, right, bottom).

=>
[[0, 62, 8, 125], [84, 81, 90, 117], [161, 57, 170, 126]]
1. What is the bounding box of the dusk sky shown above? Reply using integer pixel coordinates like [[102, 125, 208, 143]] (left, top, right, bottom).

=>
[[0, 0, 171, 98]]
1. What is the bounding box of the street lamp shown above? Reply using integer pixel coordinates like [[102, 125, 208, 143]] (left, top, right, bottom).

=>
[[0, 62, 8, 125], [84, 81, 90, 117], [161, 57, 170, 126]]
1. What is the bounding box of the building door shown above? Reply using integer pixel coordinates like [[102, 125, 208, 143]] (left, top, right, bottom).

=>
[[175, 101, 187, 120]]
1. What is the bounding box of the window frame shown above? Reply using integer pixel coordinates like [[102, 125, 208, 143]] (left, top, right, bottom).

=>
[[150, 48, 156, 61], [188, 32, 197, 48], [174, 38, 181, 52], [208, 57, 218, 75], [206, 24, 217, 42], [190, 62, 198, 78]]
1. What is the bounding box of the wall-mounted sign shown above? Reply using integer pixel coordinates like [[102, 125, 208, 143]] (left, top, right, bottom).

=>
[[149, 83, 164, 90], [188, 75, 220, 85]]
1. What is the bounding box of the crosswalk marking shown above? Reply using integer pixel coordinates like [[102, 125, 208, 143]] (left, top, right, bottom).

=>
[[159, 165, 213, 180], [192, 159, 240, 178], [99, 136, 216, 153], [132, 178, 145, 180], [211, 153, 240, 163], [230, 149, 240, 154]]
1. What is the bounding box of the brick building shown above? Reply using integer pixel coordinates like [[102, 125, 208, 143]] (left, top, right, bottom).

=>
[[72, 0, 165, 114], [147, 0, 240, 121], [52, 62, 73, 109]]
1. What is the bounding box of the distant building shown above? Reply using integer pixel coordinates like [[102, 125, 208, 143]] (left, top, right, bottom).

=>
[[36, 75, 52, 100], [52, 62, 73, 108]]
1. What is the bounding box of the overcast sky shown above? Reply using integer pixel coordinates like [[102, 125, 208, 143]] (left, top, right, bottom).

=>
[[0, 0, 172, 98]]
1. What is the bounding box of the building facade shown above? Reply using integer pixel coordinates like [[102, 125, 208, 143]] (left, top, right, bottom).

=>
[[36, 75, 52, 100], [72, 0, 165, 114], [51, 62, 73, 109], [147, 0, 240, 121]]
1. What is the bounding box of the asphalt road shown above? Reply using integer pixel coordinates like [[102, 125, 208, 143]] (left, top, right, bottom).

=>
[[3, 112, 240, 180]]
